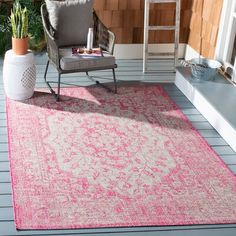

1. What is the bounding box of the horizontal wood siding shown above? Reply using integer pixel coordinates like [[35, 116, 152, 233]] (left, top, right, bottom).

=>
[[94, 0, 192, 44]]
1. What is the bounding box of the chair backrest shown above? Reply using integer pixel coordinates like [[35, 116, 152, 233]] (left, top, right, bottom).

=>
[[45, 0, 94, 47]]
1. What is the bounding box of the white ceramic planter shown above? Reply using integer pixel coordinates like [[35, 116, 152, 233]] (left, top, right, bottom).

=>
[[3, 49, 36, 100]]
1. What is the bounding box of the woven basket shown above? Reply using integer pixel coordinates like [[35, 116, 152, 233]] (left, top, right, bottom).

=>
[[189, 58, 222, 80]]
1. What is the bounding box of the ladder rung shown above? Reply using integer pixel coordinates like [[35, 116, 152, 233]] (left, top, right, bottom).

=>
[[148, 0, 178, 3], [148, 26, 176, 31], [143, 70, 176, 74], [148, 52, 175, 57]]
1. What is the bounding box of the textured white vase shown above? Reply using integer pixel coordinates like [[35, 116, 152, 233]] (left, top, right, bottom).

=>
[[3, 50, 36, 100]]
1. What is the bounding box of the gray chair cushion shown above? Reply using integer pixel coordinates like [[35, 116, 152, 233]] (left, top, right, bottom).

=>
[[45, 0, 94, 47], [59, 49, 116, 71]]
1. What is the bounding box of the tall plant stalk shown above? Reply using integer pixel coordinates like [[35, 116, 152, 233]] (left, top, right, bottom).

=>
[[10, 0, 28, 39]]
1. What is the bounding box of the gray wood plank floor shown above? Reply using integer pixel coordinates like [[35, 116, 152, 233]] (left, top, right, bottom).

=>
[[0, 56, 236, 236]]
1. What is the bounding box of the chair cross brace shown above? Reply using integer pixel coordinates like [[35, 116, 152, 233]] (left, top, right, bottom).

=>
[[44, 60, 118, 101]]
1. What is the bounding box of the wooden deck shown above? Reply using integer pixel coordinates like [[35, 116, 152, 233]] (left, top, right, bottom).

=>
[[0, 56, 236, 236]]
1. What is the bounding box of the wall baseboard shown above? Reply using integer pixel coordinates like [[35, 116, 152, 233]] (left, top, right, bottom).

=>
[[114, 43, 186, 59], [113, 43, 200, 61]]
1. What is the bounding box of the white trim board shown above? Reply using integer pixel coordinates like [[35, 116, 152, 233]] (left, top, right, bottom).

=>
[[215, 0, 233, 61], [175, 68, 236, 152], [114, 43, 186, 59], [113, 43, 199, 61], [215, 0, 236, 82]]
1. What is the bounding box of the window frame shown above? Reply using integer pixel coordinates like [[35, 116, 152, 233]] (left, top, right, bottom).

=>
[[215, 0, 236, 82]]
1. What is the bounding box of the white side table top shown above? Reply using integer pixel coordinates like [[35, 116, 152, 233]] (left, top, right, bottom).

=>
[[4, 50, 35, 65]]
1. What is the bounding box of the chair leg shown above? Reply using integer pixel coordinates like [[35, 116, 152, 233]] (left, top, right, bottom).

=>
[[44, 60, 61, 101], [112, 68, 117, 94], [56, 73, 61, 102], [44, 60, 49, 81], [93, 68, 117, 94], [44, 60, 55, 95]]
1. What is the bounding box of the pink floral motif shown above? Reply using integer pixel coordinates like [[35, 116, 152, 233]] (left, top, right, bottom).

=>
[[6, 86, 236, 229]]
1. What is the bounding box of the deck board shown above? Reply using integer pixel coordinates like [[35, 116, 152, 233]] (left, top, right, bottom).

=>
[[0, 143, 8, 152], [229, 165, 236, 173], [0, 172, 11, 183], [0, 195, 12, 207], [0, 57, 236, 235], [0, 221, 235, 236], [0, 128, 7, 135], [0, 183, 11, 194], [191, 122, 213, 130], [220, 155, 236, 165], [198, 130, 220, 138], [205, 137, 228, 146], [0, 208, 14, 221], [0, 113, 6, 120], [181, 109, 201, 115], [0, 152, 8, 161], [0, 161, 9, 171], [212, 146, 235, 155]]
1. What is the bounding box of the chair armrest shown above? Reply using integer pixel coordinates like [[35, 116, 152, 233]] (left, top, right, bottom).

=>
[[46, 36, 60, 68], [107, 30, 115, 55], [41, 4, 60, 68], [93, 11, 115, 55]]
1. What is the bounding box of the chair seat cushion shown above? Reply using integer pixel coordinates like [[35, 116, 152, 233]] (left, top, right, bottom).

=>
[[60, 49, 116, 71]]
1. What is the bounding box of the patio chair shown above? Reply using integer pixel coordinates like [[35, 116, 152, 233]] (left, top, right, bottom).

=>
[[41, 0, 117, 101]]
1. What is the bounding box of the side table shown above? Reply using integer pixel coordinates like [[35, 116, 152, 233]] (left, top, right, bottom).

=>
[[3, 50, 36, 100]]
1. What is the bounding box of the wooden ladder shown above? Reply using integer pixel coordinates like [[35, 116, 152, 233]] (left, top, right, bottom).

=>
[[143, 0, 181, 73]]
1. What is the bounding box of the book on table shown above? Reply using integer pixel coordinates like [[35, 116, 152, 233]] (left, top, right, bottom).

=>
[[72, 47, 103, 58]]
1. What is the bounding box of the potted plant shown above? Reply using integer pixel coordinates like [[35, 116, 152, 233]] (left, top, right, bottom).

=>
[[3, 0, 36, 100], [10, 0, 28, 55]]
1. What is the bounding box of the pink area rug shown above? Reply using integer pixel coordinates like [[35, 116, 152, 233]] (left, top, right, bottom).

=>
[[6, 85, 236, 229]]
